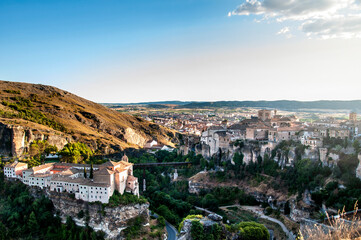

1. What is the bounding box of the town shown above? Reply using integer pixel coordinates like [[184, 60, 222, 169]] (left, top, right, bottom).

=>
[[132, 107, 360, 166]]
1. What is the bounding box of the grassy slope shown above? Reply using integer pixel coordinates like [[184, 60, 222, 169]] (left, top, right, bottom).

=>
[[0, 80, 178, 151]]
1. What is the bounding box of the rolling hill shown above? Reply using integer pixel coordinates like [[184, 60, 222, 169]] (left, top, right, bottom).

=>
[[0, 80, 179, 157]]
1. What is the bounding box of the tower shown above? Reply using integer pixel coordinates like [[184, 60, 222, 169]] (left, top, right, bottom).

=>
[[121, 154, 129, 162], [350, 112, 357, 123]]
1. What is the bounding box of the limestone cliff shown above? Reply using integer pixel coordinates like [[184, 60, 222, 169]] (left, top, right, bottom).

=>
[[30, 187, 149, 239], [0, 80, 179, 156], [0, 121, 69, 157]]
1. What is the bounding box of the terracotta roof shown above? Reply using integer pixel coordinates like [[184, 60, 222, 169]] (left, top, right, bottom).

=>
[[5, 162, 27, 168], [32, 163, 55, 172], [29, 173, 53, 178], [96, 167, 114, 175]]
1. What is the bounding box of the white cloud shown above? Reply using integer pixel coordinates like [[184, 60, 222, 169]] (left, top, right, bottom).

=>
[[277, 27, 289, 34], [229, 0, 361, 39], [277, 27, 293, 38]]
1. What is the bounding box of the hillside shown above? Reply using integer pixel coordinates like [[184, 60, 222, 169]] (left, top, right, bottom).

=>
[[0, 80, 178, 156]]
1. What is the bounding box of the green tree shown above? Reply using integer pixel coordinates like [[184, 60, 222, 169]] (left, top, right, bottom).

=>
[[59, 142, 93, 163], [238, 222, 270, 240], [157, 216, 166, 228], [28, 211, 39, 234], [211, 224, 222, 240], [45, 145, 58, 155], [83, 167, 87, 178], [89, 163, 94, 179], [0, 222, 7, 240], [191, 220, 204, 240], [353, 140, 360, 154]]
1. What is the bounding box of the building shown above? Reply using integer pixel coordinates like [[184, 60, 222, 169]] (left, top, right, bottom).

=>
[[4, 155, 139, 204], [350, 112, 357, 123], [268, 127, 301, 142], [258, 109, 274, 121], [4, 162, 28, 179], [302, 137, 323, 149]]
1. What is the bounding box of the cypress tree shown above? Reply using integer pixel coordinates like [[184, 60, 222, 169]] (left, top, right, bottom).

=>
[[83, 167, 87, 178], [89, 163, 93, 179]]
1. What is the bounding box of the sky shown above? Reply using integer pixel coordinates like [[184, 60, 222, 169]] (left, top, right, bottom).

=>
[[1, 0, 361, 103]]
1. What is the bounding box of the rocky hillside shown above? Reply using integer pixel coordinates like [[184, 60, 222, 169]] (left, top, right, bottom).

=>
[[0, 80, 179, 156]]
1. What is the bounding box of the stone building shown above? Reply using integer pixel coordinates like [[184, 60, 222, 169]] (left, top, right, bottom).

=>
[[4, 156, 139, 204], [258, 109, 274, 121], [350, 112, 357, 123]]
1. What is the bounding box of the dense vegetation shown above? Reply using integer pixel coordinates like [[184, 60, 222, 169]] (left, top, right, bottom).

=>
[[183, 215, 269, 240], [128, 150, 259, 227], [220, 140, 361, 212], [0, 173, 105, 240]]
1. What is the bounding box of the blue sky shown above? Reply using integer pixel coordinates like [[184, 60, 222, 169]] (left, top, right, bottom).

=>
[[1, 0, 361, 102]]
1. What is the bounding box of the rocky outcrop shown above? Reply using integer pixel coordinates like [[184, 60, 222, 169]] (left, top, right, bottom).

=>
[[0, 122, 69, 157], [178, 214, 224, 240], [27, 187, 149, 240], [49, 192, 149, 239]]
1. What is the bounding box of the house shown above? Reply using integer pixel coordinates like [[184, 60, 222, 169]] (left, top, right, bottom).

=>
[[4, 161, 28, 179], [302, 137, 323, 149], [144, 140, 158, 149], [268, 127, 301, 142]]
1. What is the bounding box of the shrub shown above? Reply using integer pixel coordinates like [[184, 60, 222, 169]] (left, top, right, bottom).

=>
[[108, 191, 147, 206], [178, 215, 203, 232], [238, 222, 270, 240]]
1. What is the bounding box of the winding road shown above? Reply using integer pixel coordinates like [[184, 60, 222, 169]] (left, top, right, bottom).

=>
[[166, 221, 178, 240], [150, 211, 178, 240]]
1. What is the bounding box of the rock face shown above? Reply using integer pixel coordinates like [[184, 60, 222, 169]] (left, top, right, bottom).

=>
[[0, 122, 69, 157], [27, 187, 150, 239], [49, 191, 149, 239], [356, 154, 361, 180]]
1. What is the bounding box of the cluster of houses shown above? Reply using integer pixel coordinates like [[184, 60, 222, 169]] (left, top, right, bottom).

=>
[[4, 155, 139, 204], [198, 109, 356, 158], [145, 111, 247, 136]]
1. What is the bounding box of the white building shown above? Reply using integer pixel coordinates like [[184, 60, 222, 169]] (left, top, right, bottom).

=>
[[4, 162, 28, 179], [4, 155, 139, 204]]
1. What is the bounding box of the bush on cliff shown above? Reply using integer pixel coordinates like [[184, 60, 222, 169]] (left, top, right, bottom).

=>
[[108, 190, 147, 206]]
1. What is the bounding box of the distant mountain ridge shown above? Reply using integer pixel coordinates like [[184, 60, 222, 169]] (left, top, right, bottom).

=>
[[103, 100, 361, 111], [102, 101, 192, 107], [179, 100, 361, 111]]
